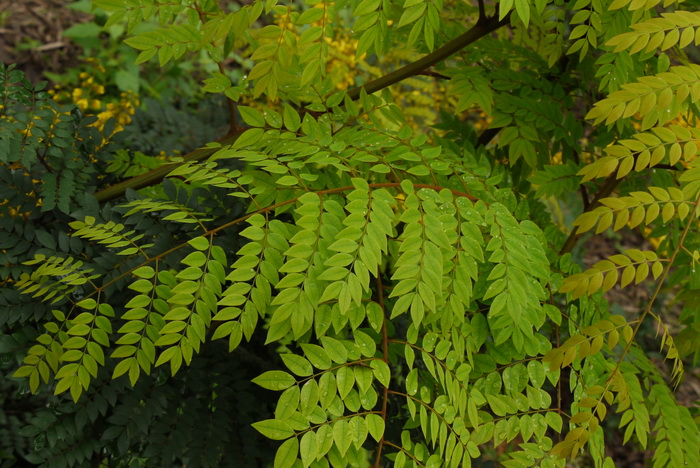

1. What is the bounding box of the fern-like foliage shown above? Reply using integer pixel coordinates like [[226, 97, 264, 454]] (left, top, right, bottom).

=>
[[4, 0, 700, 467]]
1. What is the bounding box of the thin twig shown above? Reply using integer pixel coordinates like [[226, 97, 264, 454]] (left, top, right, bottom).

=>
[[595, 194, 700, 413], [655, 164, 680, 170], [372, 274, 389, 468], [91, 182, 480, 296], [36, 42, 66, 52], [571, 151, 589, 209]]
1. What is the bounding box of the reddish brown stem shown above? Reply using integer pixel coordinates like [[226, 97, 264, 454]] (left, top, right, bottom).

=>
[[373, 274, 389, 467], [94, 14, 508, 203], [90, 182, 480, 297]]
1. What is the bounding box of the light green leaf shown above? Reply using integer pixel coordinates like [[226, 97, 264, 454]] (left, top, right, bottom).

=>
[[252, 419, 295, 440], [514, 0, 530, 27], [281, 354, 314, 377], [283, 105, 301, 132], [320, 336, 349, 364], [299, 430, 318, 466], [239, 106, 266, 127], [253, 370, 296, 390], [398, 4, 426, 28], [370, 359, 390, 387], [274, 437, 299, 468], [365, 413, 385, 442]]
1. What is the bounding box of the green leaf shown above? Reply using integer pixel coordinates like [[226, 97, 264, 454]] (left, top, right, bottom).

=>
[[355, 0, 381, 16], [275, 386, 301, 421], [365, 413, 385, 442], [370, 359, 390, 387], [299, 430, 318, 466], [281, 354, 314, 377], [320, 336, 349, 364], [296, 7, 324, 25], [353, 330, 376, 357], [187, 237, 210, 251], [181, 251, 207, 267], [274, 437, 299, 468], [300, 344, 332, 370], [336, 366, 355, 399], [283, 105, 301, 132], [253, 370, 297, 390], [233, 128, 265, 149], [514, 0, 530, 27], [398, 4, 426, 28], [239, 106, 266, 127], [252, 419, 295, 440]]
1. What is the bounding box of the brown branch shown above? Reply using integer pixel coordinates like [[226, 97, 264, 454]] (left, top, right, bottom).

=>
[[559, 174, 621, 255], [91, 182, 480, 296], [579, 183, 590, 210], [417, 70, 450, 80], [346, 13, 510, 100], [218, 62, 238, 135], [94, 149, 479, 206], [94, 134, 239, 204], [655, 164, 680, 171], [477, 0, 487, 22], [94, 15, 509, 203], [571, 151, 589, 209], [476, 127, 500, 147]]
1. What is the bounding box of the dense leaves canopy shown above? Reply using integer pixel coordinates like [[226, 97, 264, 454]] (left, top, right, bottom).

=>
[[1, 0, 700, 467]]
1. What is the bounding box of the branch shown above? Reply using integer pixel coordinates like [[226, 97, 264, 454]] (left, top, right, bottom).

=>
[[600, 194, 700, 400], [218, 62, 238, 135], [579, 183, 590, 210], [571, 151, 589, 209], [417, 70, 450, 80], [655, 164, 680, 171], [477, 0, 487, 22], [476, 127, 500, 147], [90, 182, 480, 296], [558, 157, 680, 255], [372, 274, 389, 468], [559, 174, 621, 255], [347, 13, 510, 100], [95, 15, 509, 203], [94, 134, 239, 203]]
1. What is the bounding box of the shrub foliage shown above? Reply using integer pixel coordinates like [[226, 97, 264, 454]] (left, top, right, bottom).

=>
[[2, 0, 700, 467]]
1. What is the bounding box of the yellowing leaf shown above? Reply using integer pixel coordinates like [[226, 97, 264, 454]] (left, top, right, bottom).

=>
[[621, 265, 636, 288]]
